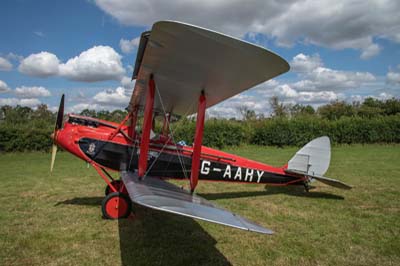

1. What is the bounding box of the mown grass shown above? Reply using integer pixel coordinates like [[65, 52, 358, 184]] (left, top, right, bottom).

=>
[[0, 145, 399, 266]]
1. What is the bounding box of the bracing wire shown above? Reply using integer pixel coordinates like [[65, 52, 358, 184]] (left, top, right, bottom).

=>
[[143, 86, 195, 179]]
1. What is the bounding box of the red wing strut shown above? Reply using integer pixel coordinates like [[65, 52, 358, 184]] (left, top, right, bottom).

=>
[[121, 171, 273, 234], [138, 75, 156, 177], [190, 92, 206, 192]]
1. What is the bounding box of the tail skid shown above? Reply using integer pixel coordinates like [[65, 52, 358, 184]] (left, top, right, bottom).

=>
[[285, 136, 352, 190]]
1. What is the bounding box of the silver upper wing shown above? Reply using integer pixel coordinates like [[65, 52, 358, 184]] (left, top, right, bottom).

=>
[[121, 171, 273, 234], [128, 20, 290, 116]]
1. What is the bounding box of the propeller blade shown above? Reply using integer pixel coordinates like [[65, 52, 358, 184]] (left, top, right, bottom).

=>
[[50, 144, 57, 172], [50, 94, 64, 172], [55, 94, 65, 131]]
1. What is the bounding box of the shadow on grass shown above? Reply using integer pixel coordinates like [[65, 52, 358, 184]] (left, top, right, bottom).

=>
[[119, 206, 231, 266], [199, 186, 344, 200], [55, 197, 103, 206], [57, 197, 231, 266]]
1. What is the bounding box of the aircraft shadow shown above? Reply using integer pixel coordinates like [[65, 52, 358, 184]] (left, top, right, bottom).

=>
[[58, 197, 231, 266], [199, 186, 344, 201], [55, 196, 103, 206]]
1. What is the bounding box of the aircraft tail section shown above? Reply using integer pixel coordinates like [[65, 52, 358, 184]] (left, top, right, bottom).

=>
[[287, 136, 331, 176], [284, 136, 352, 190]]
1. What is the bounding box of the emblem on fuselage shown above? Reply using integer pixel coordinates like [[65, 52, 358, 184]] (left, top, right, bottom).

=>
[[87, 143, 96, 155]]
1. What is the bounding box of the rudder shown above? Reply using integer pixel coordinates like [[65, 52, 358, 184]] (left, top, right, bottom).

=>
[[287, 136, 331, 176]]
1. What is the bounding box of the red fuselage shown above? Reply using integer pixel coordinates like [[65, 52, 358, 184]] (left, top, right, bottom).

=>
[[55, 114, 304, 186]]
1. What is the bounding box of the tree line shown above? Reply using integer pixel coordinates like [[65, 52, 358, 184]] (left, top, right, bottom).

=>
[[0, 97, 399, 152]]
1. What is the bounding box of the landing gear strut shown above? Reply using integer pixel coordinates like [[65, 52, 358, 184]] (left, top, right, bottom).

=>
[[105, 180, 123, 196], [304, 182, 311, 192], [92, 164, 132, 219]]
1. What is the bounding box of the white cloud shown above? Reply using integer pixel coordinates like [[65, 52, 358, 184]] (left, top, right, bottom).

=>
[[297, 91, 341, 103], [15, 86, 51, 98], [207, 105, 240, 119], [6, 53, 23, 62], [305, 67, 375, 91], [0, 98, 41, 107], [0, 57, 13, 71], [33, 31, 45, 37], [93, 86, 130, 107], [275, 84, 298, 98], [206, 52, 379, 118], [350, 92, 394, 102], [290, 53, 375, 91], [360, 43, 381, 60], [274, 83, 341, 103], [120, 37, 140, 53], [69, 103, 101, 113], [65, 85, 133, 113], [0, 98, 19, 106], [94, 0, 400, 58], [120, 76, 135, 89], [59, 46, 125, 82], [18, 46, 125, 82], [18, 52, 60, 77], [19, 98, 41, 107], [0, 80, 10, 93], [386, 66, 400, 84], [291, 54, 323, 73]]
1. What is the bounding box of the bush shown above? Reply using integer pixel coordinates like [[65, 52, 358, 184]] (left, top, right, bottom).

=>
[[0, 126, 53, 152], [173, 119, 247, 149], [251, 115, 400, 146], [1, 106, 399, 152]]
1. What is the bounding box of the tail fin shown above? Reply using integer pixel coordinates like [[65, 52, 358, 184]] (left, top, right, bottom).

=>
[[287, 136, 331, 176], [285, 136, 352, 190]]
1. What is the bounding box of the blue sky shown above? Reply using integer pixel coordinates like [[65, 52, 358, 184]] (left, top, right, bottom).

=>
[[0, 0, 399, 117]]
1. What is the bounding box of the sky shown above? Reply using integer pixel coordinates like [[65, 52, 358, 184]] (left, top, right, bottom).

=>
[[0, 0, 399, 118]]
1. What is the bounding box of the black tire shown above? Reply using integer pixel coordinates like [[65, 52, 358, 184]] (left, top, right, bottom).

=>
[[101, 192, 132, 219], [105, 180, 122, 196]]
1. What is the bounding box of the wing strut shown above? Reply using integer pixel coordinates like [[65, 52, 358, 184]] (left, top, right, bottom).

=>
[[162, 113, 171, 136], [128, 106, 138, 139], [138, 75, 155, 177], [190, 91, 206, 192]]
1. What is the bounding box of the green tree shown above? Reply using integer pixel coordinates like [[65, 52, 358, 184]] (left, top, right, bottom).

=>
[[269, 96, 288, 117], [80, 109, 97, 118], [238, 106, 257, 121], [290, 104, 315, 116], [317, 101, 355, 120]]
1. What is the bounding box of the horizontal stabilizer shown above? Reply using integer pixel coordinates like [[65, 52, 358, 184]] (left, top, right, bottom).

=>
[[286, 169, 352, 190], [121, 171, 273, 234]]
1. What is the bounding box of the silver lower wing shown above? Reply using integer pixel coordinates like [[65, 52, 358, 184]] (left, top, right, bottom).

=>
[[121, 171, 273, 234]]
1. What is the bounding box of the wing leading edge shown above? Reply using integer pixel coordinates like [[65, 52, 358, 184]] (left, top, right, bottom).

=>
[[121, 171, 273, 234]]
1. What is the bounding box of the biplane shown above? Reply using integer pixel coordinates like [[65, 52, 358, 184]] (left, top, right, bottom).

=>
[[50, 21, 351, 234]]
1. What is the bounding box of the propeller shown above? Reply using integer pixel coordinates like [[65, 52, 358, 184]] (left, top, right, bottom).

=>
[[50, 94, 64, 172]]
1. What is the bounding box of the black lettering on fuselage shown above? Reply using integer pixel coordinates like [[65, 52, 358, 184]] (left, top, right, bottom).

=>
[[200, 160, 264, 183]]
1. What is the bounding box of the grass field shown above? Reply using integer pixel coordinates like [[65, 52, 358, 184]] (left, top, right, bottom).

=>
[[0, 145, 399, 266]]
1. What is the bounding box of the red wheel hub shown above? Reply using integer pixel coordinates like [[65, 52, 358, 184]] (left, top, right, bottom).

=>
[[105, 195, 128, 219]]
